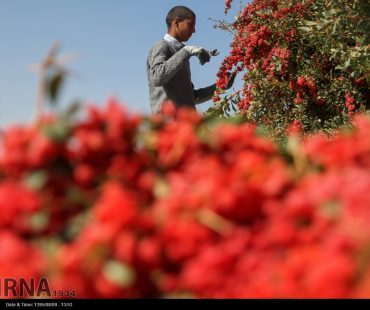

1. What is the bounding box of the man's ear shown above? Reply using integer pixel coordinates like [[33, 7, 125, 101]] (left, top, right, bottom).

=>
[[173, 17, 181, 29]]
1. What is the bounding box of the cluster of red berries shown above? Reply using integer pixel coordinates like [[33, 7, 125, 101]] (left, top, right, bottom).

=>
[[0, 99, 369, 298]]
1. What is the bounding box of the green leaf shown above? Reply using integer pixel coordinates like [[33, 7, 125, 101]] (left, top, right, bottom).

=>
[[24, 170, 48, 190], [303, 20, 319, 26], [29, 212, 50, 232], [42, 120, 70, 143], [344, 58, 351, 68], [323, 9, 340, 18], [103, 260, 136, 287], [331, 22, 338, 34], [298, 27, 312, 32], [154, 178, 170, 198], [46, 71, 64, 104], [63, 212, 90, 241], [59, 101, 81, 122]]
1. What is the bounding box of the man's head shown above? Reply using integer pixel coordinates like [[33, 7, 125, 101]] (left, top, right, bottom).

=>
[[166, 6, 196, 42]]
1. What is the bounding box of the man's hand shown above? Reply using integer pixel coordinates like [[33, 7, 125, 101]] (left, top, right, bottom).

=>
[[184, 46, 213, 65], [226, 71, 237, 90]]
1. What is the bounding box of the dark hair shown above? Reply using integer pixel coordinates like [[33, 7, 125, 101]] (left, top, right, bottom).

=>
[[166, 6, 195, 28]]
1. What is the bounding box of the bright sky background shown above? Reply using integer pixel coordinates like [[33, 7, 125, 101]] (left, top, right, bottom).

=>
[[0, 0, 246, 127]]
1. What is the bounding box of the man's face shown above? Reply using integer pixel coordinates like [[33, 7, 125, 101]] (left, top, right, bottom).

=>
[[176, 17, 196, 42]]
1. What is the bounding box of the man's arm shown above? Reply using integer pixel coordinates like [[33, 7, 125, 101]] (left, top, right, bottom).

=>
[[194, 84, 216, 104], [149, 43, 190, 87]]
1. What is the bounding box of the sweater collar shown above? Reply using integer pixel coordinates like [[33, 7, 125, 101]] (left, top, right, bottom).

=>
[[164, 34, 184, 49]]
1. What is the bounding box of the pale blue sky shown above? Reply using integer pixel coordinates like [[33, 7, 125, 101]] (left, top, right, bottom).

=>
[[0, 0, 246, 126]]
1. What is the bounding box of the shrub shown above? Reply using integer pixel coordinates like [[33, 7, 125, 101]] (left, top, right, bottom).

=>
[[211, 0, 370, 138]]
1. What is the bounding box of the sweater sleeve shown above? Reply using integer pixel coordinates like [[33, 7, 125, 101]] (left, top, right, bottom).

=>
[[194, 84, 216, 104], [149, 43, 191, 87]]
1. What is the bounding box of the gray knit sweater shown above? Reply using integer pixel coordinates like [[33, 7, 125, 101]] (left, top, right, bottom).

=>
[[147, 39, 216, 114]]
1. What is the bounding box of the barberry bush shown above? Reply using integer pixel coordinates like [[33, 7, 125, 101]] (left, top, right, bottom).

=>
[[1, 100, 370, 298], [211, 0, 370, 138]]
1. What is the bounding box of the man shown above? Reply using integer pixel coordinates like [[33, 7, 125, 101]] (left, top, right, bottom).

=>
[[147, 6, 233, 117]]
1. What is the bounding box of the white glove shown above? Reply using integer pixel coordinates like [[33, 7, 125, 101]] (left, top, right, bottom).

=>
[[184, 46, 212, 65]]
